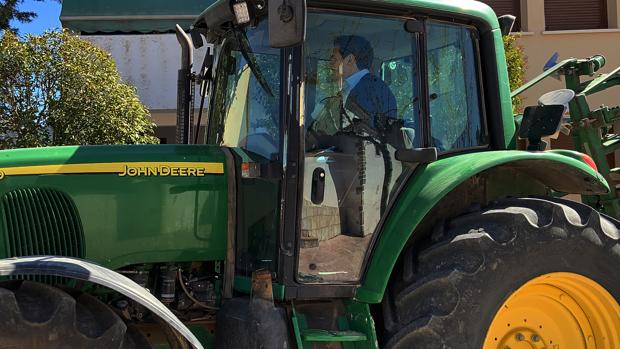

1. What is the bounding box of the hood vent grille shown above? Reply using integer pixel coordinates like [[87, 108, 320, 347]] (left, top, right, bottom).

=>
[[1, 188, 85, 258]]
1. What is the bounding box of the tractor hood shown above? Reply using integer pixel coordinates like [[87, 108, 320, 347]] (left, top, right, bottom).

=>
[[0, 145, 229, 269]]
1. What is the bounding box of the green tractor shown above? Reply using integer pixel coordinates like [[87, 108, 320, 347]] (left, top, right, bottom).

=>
[[0, 0, 619, 348]]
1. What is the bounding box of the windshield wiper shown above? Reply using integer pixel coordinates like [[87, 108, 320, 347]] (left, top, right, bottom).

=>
[[233, 29, 275, 97]]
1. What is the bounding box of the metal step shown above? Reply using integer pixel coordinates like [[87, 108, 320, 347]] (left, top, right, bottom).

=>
[[301, 329, 367, 342]]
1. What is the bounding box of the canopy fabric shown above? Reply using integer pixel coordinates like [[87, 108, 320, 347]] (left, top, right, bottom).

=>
[[60, 0, 216, 34]]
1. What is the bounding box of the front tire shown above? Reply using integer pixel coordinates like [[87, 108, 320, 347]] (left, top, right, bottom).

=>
[[0, 280, 150, 348], [381, 197, 620, 348]]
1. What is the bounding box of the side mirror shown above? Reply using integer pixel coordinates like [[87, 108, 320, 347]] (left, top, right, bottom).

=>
[[268, 0, 306, 47], [498, 15, 516, 36], [518, 105, 565, 151], [395, 147, 438, 164]]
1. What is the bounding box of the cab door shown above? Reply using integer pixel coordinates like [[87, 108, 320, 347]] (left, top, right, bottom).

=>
[[297, 11, 424, 283]]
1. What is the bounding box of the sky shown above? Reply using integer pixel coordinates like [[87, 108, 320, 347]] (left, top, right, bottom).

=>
[[10, 0, 62, 35]]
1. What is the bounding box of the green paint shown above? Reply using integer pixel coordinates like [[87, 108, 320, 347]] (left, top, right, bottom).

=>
[[61, 0, 216, 33], [342, 300, 379, 349], [188, 325, 216, 348], [291, 300, 377, 349], [0, 145, 228, 269], [357, 150, 608, 303], [359, 0, 499, 29], [492, 28, 517, 149], [291, 305, 310, 349], [510, 58, 578, 98]]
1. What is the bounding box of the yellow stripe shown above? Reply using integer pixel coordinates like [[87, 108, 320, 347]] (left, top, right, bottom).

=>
[[0, 162, 224, 176]]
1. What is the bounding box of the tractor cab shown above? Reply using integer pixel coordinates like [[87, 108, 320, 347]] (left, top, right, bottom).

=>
[[184, 0, 492, 296]]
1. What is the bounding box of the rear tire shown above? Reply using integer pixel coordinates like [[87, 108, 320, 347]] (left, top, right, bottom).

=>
[[381, 197, 620, 348], [0, 280, 150, 348]]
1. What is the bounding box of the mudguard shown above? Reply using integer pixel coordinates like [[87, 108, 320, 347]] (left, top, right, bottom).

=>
[[356, 150, 609, 303], [0, 256, 203, 349]]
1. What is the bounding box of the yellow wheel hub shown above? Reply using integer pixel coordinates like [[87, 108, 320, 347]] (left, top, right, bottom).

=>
[[484, 272, 620, 349]]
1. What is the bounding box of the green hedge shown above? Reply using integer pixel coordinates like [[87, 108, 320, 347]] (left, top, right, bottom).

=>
[[503, 34, 526, 112]]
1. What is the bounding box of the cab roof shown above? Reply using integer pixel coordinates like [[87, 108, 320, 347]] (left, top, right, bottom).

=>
[[194, 0, 499, 32]]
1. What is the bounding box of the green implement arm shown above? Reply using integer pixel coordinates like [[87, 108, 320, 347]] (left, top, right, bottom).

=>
[[512, 55, 620, 218]]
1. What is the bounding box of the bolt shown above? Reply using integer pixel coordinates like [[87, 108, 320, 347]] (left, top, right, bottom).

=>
[[531, 334, 541, 342], [515, 333, 525, 341]]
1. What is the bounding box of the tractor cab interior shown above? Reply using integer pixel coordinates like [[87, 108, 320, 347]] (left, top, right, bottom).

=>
[[298, 11, 422, 283]]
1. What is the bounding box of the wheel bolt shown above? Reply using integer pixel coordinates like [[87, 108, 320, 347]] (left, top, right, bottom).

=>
[[531, 334, 540, 342], [515, 333, 525, 341]]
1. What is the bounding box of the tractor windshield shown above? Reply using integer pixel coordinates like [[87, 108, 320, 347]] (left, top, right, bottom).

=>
[[207, 19, 282, 276], [207, 20, 281, 161]]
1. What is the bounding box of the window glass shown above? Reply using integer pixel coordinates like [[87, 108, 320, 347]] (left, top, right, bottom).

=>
[[209, 20, 281, 160], [427, 21, 486, 151], [299, 12, 420, 283], [208, 20, 282, 276]]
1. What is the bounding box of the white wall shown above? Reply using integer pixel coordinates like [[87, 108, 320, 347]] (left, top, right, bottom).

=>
[[85, 34, 209, 111]]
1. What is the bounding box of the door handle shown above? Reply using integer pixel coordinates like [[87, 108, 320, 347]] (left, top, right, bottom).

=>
[[311, 168, 325, 204]]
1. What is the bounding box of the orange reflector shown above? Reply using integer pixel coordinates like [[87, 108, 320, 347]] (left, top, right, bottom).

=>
[[240, 162, 260, 178], [241, 162, 250, 178], [581, 154, 598, 172]]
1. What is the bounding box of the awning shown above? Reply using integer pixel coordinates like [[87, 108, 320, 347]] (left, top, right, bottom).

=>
[[60, 0, 216, 34]]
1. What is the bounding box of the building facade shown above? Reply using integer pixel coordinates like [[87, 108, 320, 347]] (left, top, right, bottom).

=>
[[60, 0, 212, 144], [481, 0, 620, 108]]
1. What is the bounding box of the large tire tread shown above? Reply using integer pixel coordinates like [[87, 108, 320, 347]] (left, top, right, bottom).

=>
[[0, 280, 150, 349], [381, 197, 620, 349]]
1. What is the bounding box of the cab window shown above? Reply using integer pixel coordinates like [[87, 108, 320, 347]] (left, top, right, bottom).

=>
[[427, 21, 487, 151]]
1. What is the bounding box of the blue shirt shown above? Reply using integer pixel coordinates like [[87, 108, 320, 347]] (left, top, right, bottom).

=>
[[343, 69, 369, 103]]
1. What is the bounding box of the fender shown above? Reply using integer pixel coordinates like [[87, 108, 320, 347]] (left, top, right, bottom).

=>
[[356, 150, 608, 303], [0, 256, 203, 349]]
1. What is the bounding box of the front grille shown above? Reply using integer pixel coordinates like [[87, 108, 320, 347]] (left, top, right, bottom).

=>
[[1, 188, 85, 258]]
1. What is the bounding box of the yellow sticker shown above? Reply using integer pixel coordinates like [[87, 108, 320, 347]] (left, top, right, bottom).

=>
[[0, 162, 224, 180]]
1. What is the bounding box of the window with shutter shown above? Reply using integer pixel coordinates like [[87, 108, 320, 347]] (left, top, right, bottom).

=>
[[478, 0, 521, 32], [545, 0, 607, 31]]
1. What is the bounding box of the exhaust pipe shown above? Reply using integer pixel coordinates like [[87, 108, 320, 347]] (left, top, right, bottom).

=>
[[175, 24, 193, 144]]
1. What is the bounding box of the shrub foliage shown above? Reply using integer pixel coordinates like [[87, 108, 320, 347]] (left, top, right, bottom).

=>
[[503, 34, 526, 111], [0, 30, 158, 149]]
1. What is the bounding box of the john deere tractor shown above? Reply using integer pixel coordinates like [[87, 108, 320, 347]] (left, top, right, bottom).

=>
[[0, 0, 619, 348]]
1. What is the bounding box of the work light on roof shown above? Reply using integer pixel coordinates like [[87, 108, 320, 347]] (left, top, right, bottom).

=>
[[233, 2, 251, 24]]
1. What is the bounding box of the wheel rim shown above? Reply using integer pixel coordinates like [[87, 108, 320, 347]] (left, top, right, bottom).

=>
[[484, 272, 620, 349]]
